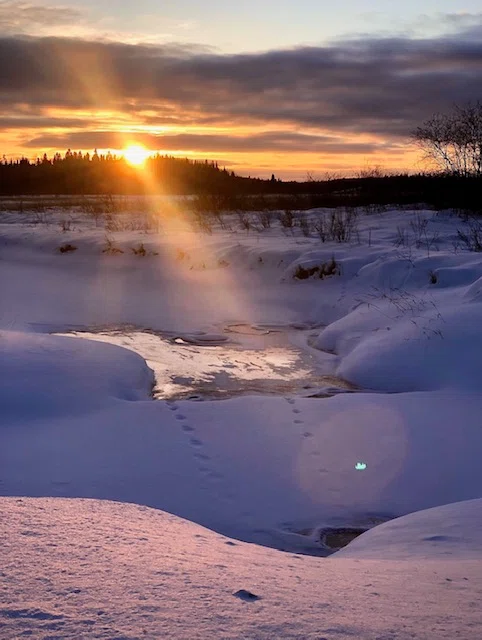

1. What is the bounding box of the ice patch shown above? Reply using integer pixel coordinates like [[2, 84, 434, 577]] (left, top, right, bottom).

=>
[[55, 324, 355, 400]]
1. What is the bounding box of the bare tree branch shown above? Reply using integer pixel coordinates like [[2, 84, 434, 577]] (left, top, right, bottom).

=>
[[412, 102, 482, 177]]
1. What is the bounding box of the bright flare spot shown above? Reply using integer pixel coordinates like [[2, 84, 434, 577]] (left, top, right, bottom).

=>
[[123, 145, 150, 166], [355, 462, 367, 471]]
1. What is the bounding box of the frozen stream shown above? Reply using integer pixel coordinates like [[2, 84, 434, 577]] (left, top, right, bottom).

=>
[[54, 323, 388, 550], [56, 322, 357, 401]]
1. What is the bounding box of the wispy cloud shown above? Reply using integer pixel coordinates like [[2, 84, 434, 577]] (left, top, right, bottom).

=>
[[24, 130, 396, 155], [0, 0, 85, 35], [0, 1, 211, 45], [411, 11, 482, 36]]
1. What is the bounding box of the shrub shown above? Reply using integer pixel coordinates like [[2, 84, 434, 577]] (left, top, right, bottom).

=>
[[293, 257, 340, 280], [194, 212, 213, 234], [413, 102, 482, 177], [297, 212, 311, 237], [132, 243, 147, 256], [294, 264, 320, 279], [59, 219, 73, 232], [256, 210, 274, 229], [456, 218, 482, 252], [237, 211, 253, 232], [457, 228, 482, 252], [312, 209, 359, 243], [279, 209, 295, 229], [329, 208, 358, 243], [102, 237, 124, 255], [58, 243, 77, 253], [313, 217, 328, 242]]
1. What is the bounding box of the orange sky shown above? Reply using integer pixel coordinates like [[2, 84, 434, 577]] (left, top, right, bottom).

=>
[[0, 102, 424, 180], [0, 2, 480, 179]]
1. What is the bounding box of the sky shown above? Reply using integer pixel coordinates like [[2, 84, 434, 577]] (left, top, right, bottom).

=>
[[0, 0, 481, 178]]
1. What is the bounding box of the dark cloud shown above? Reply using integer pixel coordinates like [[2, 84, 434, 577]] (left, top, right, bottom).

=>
[[0, 22, 480, 145], [0, 115, 92, 129], [24, 129, 393, 155], [0, 1, 84, 33]]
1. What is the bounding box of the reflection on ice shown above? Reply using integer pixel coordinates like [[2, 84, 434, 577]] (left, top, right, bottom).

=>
[[57, 323, 357, 401]]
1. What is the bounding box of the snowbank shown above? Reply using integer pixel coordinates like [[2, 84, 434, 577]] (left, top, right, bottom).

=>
[[0, 331, 154, 422], [336, 498, 482, 560], [2, 497, 481, 640], [321, 302, 482, 392]]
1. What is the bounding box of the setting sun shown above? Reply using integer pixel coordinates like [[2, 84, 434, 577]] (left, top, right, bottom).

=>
[[123, 145, 150, 167]]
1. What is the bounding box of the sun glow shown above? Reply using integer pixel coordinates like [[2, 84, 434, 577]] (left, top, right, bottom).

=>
[[123, 145, 151, 166]]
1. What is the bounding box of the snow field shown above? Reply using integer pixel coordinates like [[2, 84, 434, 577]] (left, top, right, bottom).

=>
[[2, 206, 482, 638], [2, 497, 482, 640]]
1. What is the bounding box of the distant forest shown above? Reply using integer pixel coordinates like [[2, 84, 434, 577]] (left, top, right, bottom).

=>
[[0, 151, 253, 196], [0, 150, 480, 212]]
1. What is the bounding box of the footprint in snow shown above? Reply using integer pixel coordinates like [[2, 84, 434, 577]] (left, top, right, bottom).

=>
[[194, 452, 211, 461], [176, 415, 227, 491]]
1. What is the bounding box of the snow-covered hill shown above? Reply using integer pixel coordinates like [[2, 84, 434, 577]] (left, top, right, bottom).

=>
[[2, 497, 481, 640]]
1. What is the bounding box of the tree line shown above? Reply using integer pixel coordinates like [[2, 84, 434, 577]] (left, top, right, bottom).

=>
[[0, 151, 255, 196]]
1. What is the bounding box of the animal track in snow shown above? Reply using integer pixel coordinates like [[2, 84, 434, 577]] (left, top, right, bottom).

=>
[[170, 403, 230, 497], [194, 452, 211, 461]]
